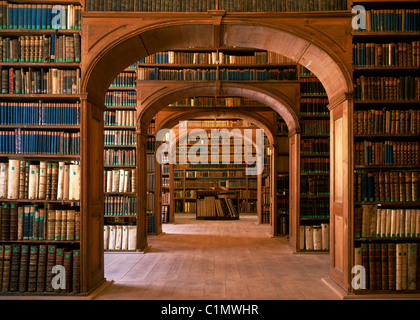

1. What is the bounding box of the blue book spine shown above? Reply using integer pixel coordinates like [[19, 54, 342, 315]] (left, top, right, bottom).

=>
[[41, 6, 47, 29], [31, 6, 37, 29], [18, 5, 23, 29], [36, 6, 41, 29]]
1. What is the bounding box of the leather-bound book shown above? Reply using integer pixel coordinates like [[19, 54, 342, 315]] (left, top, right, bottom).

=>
[[321, 223, 329, 250], [72, 250, 80, 294], [7, 159, 20, 199], [417, 244, 420, 290], [47, 209, 56, 240], [9, 203, 18, 240], [362, 205, 371, 238], [1, 203, 10, 240], [28, 164, 39, 200], [27, 246, 38, 292], [388, 243, 396, 290], [381, 244, 388, 290], [305, 226, 314, 250], [69, 164, 80, 200], [63, 164, 70, 200], [54, 248, 64, 293], [46, 163, 52, 200], [375, 244, 382, 289], [60, 210, 67, 241], [0, 162, 9, 199], [75, 211, 80, 241], [18, 161, 26, 199], [396, 243, 403, 290], [0, 245, 3, 290], [401, 243, 408, 290], [23, 162, 29, 199], [55, 209, 62, 241], [18, 245, 29, 292], [17, 205, 24, 240], [361, 244, 370, 289], [38, 161, 47, 200], [66, 210, 75, 241], [45, 246, 56, 292], [38, 208, 45, 240], [368, 244, 376, 290], [9, 244, 21, 292], [63, 250, 72, 293], [128, 226, 137, 251], [407, 243, 417, 290], [1, 245, 12, 292], [36, 245, 47, 293], [57, 162, 65, 200], [51, 163, 59, 200], [354, 207, 363, 238]]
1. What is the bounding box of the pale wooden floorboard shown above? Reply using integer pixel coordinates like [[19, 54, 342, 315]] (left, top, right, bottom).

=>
[[94, 215, 339, 300]]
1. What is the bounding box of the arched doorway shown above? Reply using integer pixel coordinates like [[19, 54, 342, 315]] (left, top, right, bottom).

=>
[[81, 16, 353, 294]]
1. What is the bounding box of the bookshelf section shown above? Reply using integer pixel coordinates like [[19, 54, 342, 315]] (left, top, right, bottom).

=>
[[351, 0, 420, 294], [103, 64, 139, 251], [297, 66, 330, 252], [0, 0, 82, 295]]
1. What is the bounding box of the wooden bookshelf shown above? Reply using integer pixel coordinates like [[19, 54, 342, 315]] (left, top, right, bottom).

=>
[[0, 0, 82, 296], [350, 0, 420, 295], [103, 65, 140, 251]]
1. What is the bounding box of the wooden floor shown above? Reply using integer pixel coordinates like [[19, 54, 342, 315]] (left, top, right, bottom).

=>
[[94, 215, 339, 300]]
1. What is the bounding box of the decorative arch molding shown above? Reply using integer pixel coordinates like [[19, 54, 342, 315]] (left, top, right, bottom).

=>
[[81, 12, 354, 295], [138, 81, 299, 137]]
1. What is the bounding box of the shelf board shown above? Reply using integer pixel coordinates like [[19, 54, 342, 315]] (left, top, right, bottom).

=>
[[354, 100, 420, 105], [352, 31, 420, 37], [0, 125, 80, 129], [353, 66, 420, 71], [0, 154, 80, 159], [105, 106, 137, 110], [0, 198, 80, 204], [354, 134, 420, 138], [104, 165, 136, 168], [354, 201, 420, 206], [104, 192, 137, 196], [138, 63, 297, 68], [300, 172, 329, 176], [107, 86, 137, 90], [104, 215, 137, 218], [104, 145, 136, 148], [0, 62, 80, 68], [0, 239, 80, 244], [354, 165, 420, 170], [300, 195, 330, 198], [355, 237, 420, 242], [300, 217, 330, 220], [104, 126, 136, 130], [0, 94, 81, 100], [300, 153, 330, 157], [0, 29, 82, 36]]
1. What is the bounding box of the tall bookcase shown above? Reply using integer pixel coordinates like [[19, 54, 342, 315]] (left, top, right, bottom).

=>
[[276, 114, 289, 236], [103, 64, 138, 251], [351, 0, 420, 294], [0, 1, 82, 295], [297, 66, 331, 252]]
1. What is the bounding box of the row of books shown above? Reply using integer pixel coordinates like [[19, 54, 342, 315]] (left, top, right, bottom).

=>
[[0, 244, 80, 294], [147, 211, 155, 234], [298, 224, 329, 251], [300, 98, 329, 116], [104, 196, 137, 216], [353, 109, 420, 135], [300, 120, 330, 135], [138, 67, 297, 81], [86, 0, 347, 12], [169, 97, 266, 107], [300, 158, 330, 174], [162, 192, 170, 205], [162, 164, 169, 175], [262, 206, 270, 224], [355, 206, 420, 239], [174, 190, 197, 199], [353, 9, 420, 33], [277, 216, 288, 235], [147, 192, 154, 211], [0, 204, 80, 241], [162, 176, 169, 187], [104, 130, 136, 146], [104, 110, 136, 127], [104, 149, 136, 167], [185, 119, 254, 128], [354, 141, 420, 166], [174, 200, 196, 213], [0, 102, 80, 126], [0, 130, 80, 155], [354, 170, 420, 202], [354, 243, 419, 291], [147, 121, 155, 134], [162, 205, 169, 223], [352, 41, 420, 68], [147, 173, 155, 191], [1, 67, 81, 95], [300, 138, 329, 155], [104, 169, 136, 193], [109, 72, 136, 88], [354, 76, 420, 101], [139, 50, 293, 65], [197, 195, 238, 218], [277, 175, 289, 192], [300, 176, 329, 196], [104, 91, 137, 107], [0, 160, 80, 201], [146, 154, 155, 172], [238, 199, 257, 213], [0, 3, 82, 30], [300, 78, 327, 95], [147, 136, 155, 152], [104, 225, 137, 251], [1, 34, 81, 63], [277, 119, 287, 134], [184, 170, 249, 178], [300, 199, 329, 219], [175, 163, 248, 170]]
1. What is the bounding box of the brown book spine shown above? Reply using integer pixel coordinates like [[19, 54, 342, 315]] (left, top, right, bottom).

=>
[[36, 245, 47, 292], [63, 250, 72, 293], [54, 248, 64, 293], [1, 244, 12, 292], [27, 245, 38, 292], [9, 203, 18, 240], [0, 245, 3, 291], [45, 245, 56, 292], [361, 244, 370, 289], [9, 244, 20, 292], [72, 250, 80, 294], [18, 245, 29, 292]]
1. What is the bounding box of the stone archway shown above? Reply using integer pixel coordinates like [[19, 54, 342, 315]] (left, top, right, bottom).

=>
[[81, 13, 353, 294]]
